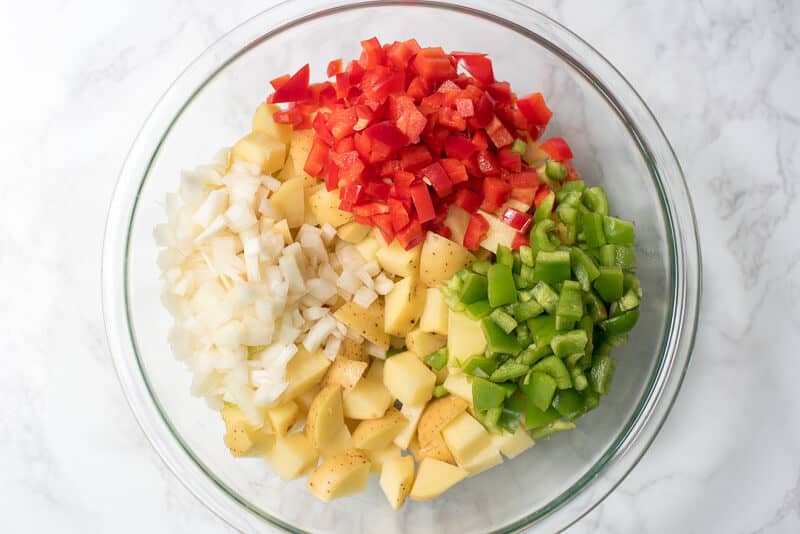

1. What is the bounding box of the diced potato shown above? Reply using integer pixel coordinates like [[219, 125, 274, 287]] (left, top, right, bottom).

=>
[[384, 277, 427, 337], [442, 373, 473, 405], [230, 131, 286, 175], [524, 139, 549, 167], [322, 357, 368, 391], [354, 236, 381, 263], [408, 436, 422, 462], [343, 363, 393, 420], [478, 209, 517, 253], [444, 205, 471, 246], [441, 412, 492, 467], [376, 241, 421, 278], [418, 433, 455, 464], [251, 102, 292, 144], [417, 395, 469, 446], [419, 232, 474, 287], [367, 444, 402, 473], [419, 288, 449, 335], [306, 385, 346, 452], [309, 188, 354, 228], [268, 218, 292, 245], [221, 404, 274, 457], [337, 222, 372, 244], [266, 433, 319, 480], [277, 347, 332, 404], [279, 130, 316, 187], [409, 458, 468, 501], [320, 427, 353, 460], [491, 427, 535, 459], [380, 456, 415, 510], [307, 448, 371, 502], [393, 402, 426, 449], [295, 386, 320, 416], [334, 300, 390, 349], [303, 186, 320, 227], [266, 401, 299, 437], [405, 329, 446, 359], [337, 337, 370, 363], [447, 311, 486, 366], [352, 408, 408, 451], [383, 352, 436, 406], [270, 177, 304, 228], [461, 444, 503, 475]]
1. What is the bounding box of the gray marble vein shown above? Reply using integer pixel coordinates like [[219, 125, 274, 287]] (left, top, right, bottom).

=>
[[0, 0, 797, 532]]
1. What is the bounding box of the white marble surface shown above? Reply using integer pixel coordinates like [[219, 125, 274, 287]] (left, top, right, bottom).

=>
[[1, 0, 798, 532]]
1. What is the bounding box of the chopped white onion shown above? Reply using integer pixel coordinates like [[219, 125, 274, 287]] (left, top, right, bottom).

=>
[[353, 286, 378, 309]]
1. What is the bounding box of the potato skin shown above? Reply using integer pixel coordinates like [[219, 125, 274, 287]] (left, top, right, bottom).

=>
[[417, 395, 469, 446], [419, 232, 473, 287], [305, 385, 345, 450], [307, 448, 371, 502]]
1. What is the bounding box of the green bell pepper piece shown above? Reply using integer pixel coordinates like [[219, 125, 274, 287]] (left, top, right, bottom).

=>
[[471, 259, 491, 275], [512, 298, 544, 322], [458, 272, 488, 304], [582, 389, 600, 412], [441, 287, 466, 313], [481, 318, 522, 355], [556, 190, 583, 208], [602, 216, 635, 245], [618, 288, 641, 312], [533, 190, 555, 223], [515, 265, 535, 289], [582, 212, 606, 247], [499, 381, 518, 398], [531, 281, 559, 315], [490, 360, 530, 382], [528, 315, 557, 346], [530, 420, 576, 439], [604, 333, 629, 347], [519, 246, 535, 267], [532, 219, 558, 253], [623, 272, 641, 293], [515, 322, 532, 347], [561, 180, 586, 193], [499, 394, 526, 433], [424, 348, 449, 371], [570, 246, 600, 292], [550, 329, 588, 358], [555, 282, 583, 330], [582, 186, 609, 215], [432, 384, 449, 398], [545, 160, 568, 181], [598, 244, 636, 269], [532, 356, 572, 389], [490, 308, 518, 334], [472, 377, 507, 411], [583, 290, 608, 322], [553, 389, 584, 419], [599, 309, 640, 335], [590, 354, 617, 395], [462, 356, 499, 378], [519, 343, 553, 365], [534, 250, 571, 285], [556, 205, 579, 227], [593, 266, 624, 303], [487, 264, 517, 307], [465, 299, 493, 320], [524, 402, 561, 430], [580, 315, 594, 359], [496, 244, 515, 268], [570, 367, 589, 391], [510, 139, 527, 155], [521, 371, 557, 412], [593, 341, 612, 359]]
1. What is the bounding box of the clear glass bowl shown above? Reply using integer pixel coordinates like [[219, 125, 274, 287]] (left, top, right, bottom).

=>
[[102, 1, 701, 532]]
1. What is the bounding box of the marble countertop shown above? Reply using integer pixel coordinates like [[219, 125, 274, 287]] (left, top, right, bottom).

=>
[[1, 0, 797, 532]]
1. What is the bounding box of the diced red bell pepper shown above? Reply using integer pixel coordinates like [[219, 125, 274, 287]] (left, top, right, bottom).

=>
[[271, 64, 311, 103], [327, 59, 343, 77], [327, 108, 358, 140], [380, 159, 403, 177], [430, 221, 452, 239], [334, 72, 352, 99], [331, 150, 366, 185], [539, 137, 573, 161], [334, 136, 355, 154], [497, 147, 522, 172], [406, 76, 430, 101], [437, 108, 467, 130], [472, 130, 489, 151], [304, 137, 329, 177], [494, 102, 528, 131], [339, 182, 364, 211], [444, 134, 477, 159], [453, 188, 483, 213], [420, 161, 453, 197], [372, 213, 395, 243], [500, 207, 533, 233], [419, 93, 444, 115], [421, 127, 450, 156], [437, 80, 461, 94], [346, 59, 365, 84], [439, 158, 469, 184], [533, 185, 553, 207], [511, 232, 530, 250], [388, 197, 411, 232], [510, 188, 538, 206], [452, 52, 495, 87], [396, 218, 425, 249], [352, 202, 390, 218], [386, 40, 415, 69], [359, 37, 385, 69], [485, 115, 514, 148], [363, 121, 408, 152], [324, 157, 340, 191], [481, 176, 512, 211], [389, 95, 426, 143], [270, 74, 291, 91], [455, 98, 475, 118], [517, 92, 552, 129], [399, 145, 433, 170], [564, 160, 581, 181], [413, 48, 457, 82], [486, 81, 513, 103], [392, 170, 416, 198], [273, 107, 303, 126], [475, 150, 500, 175], [312, 112, 335, 146], [463, 213, 490, 251], [410, 182, 436, 223], [472, 93, 493, 128], [363, 180, 392, 200], [509, 170, 541, 189]]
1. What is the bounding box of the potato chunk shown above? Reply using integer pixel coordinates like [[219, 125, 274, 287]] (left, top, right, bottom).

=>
[[380, 456, 415, 510], [266, 433, 318, 480], [405, 329, 446, 359], [309, 188, 354, 228], [251, 102, 292, 144], [306, 385, 346, 451], [376, 241, 421, 278], [384, 277, 426, 337], [383, 352, 436, 406], [352, 408, 408, 451], [447, 311, 486, 366], [322, 357, 368, 391], [334, 300, 390, 349], [419, 287, 449, 335], [270, 177, 304, 228], [409, 458, 468, 501], [230, 131, 286, 175], [221, 404, 274, 457], [419, 232, 473, 287], [307, 448, 371, 502]]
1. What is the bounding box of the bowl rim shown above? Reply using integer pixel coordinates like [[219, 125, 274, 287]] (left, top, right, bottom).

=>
[[102, 1, 702, 532]]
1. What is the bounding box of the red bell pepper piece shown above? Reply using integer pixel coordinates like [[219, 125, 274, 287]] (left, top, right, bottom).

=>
[[455, 98, 475, 118], [486, 81, 513, 102], [273, 107, 303, 126], [444, 134, 477, 159], [392, 171, 416, 198], [463, 213, 490, 251], [510, 188, 538, 206], [481, 176, 512, 211], [399, 145, 433, 170], [363, 122, 408, 152], [439, 158, 469, 184], [533, 185, 553, 207], [388, 197, 411, 232], [327, 108, 358, 140], [410, 182, 436, 223], [511, 232, 530, 250], [475, 150, 500, 175], [389, 95, 426, 144], [564, 160, 581, 181], [363, 180, 392, 200], [419, 93, 444, 115], [359, 37, 385, 69], [339, 182, 364, 211], [494, 102, 528, 131], [497, 147, 522, 172], [312, 112, 334, 146], [486, 115, 514, 148], [437, 108, 467, 131], [406, 76, 430, 101], [331, 150, 366, 185], [413, 48, 457, 82], [271, 64, 311, 103], [420, 161, 453, 197], [500, 207, 533, 233], [430, 221, 453, 239], [539, 137, 573, 161], [472, 93, 493, 128], [472, 130, 489, 151], [517, 92, 552, 129], [352, 202, 390, 218], [304, 137, 329, 177], [386, 40, 415, 70], [509, 171, 541, 189], [372, 213, 395, 243], [421, 127, 450, 156], [334, 136, 355, 154], [380, 159, 403, 177], [270, 74, 291, 91], [327, 59, 343, 77], [396, 218, 425, 249], [452, 52, 495, 87], [453, 188, 483, 213]]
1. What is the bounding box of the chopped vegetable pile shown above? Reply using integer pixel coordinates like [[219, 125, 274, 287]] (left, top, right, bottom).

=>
[[156, 37, 642, 512]]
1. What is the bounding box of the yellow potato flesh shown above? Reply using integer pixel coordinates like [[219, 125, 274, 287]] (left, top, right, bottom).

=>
[[379, 455, 415, 510], [383, 352, 436, 407], [251, 102, 292, 144], [384, 277, 426, 337], [309, 187, 354, 228], [409, 458, 467, 501], [351, 408, 408, 451], [419, 231, 473, 288], [277, 347, 331, 405], [447, 311, 486, 367], [221, 404, 274, 457], [419, 287, 449, 335], [375, 240, 421, 278], [322, 357, 368, 391], [417, 395, 469, 446], [270, 177, 304, 228], [307, 448, 371, 503], [337, 222, 372, 244], [441, 412, 492, 467], [334, 300, 390, 349], [266, 401, 299, 437], [305, 385, 345, 450], [405, 329, 446, 359], [266, 433, 319, 480], [230, 131, 286, 175]]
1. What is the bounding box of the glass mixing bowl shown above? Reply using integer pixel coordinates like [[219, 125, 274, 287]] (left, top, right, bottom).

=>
[[102, 1, 701, 532]]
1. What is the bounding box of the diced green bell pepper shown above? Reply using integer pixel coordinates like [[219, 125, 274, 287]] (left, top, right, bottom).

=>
[[472, 377, 507, 411], [459, 272, 488, 304], [593, 266, 624, 303], [555, 282, 583, 330], [528, 315, 557, 346], [545, 160, 567, 181], [529, 420, 576, 439], [487, 264, 517, 307], [533, 190, 555, 223], [561, 180, 586, 193], [519, 246, 535, 267], [618, 288, 641, 312], [531, 219, 558, 253], [534, 250, 571, 285], [471, 259, 491, 275], [570, 367, 589, 391], [602, 216, 635, 245], [590, 354, 617, 395], [510, 139, 527, 155], [489, 308, 517, 334], [432, 384, 449, 398], [553, 389, 584, 419], [531, 281, 559, 314], [441, 287, 466, 312], [481, 318, 522, 355], [524, 403, 561, 430], [570, 247, 600, 291], [521, 371, 557, 412], [519, 343, 553, 365], [462, 356, 498, 378], [532, 356, 572, 389], [512, 298, 544, 322], [557, 204, 579, 227], [583, 290, 608, 322], [465, 299, 493, 320], [599, 244, 637, 269], [490, 360, 530, 382], [550, 329, 588, 358], [599, 309, 639, 335], [582, 211, 606, 247], [496, 244, 514, 268], [424, 347, 449, 371], [582, 389, 600, 412], [582, 186, 609, 215]]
